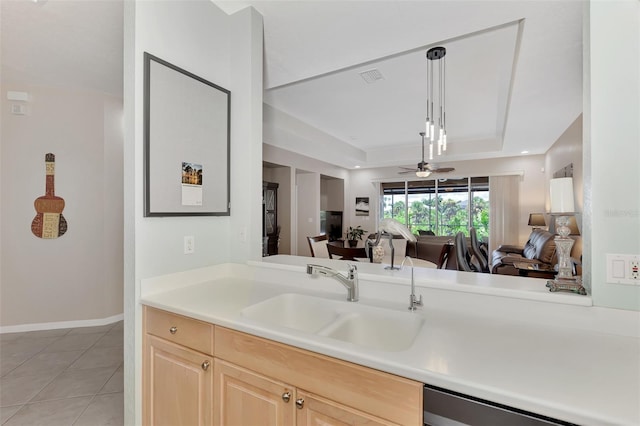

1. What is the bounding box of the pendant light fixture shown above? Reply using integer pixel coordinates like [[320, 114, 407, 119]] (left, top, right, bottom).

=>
[[425, 46, 447, 160]]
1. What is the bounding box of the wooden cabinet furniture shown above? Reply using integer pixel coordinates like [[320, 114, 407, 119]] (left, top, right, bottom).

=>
[[143, 306, 423, 426], [143, 307, 214, 426], [263, 181, 279, 256], [214, 359, 295, 426], [214, 327, 422, 426]]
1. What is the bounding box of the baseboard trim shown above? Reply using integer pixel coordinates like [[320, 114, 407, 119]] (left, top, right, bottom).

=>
[[0, 313, 124, 334]]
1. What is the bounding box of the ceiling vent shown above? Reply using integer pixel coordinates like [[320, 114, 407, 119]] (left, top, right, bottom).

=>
[[359, 68, 385, 84]]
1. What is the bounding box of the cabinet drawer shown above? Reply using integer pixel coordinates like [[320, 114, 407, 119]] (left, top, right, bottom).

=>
[[215, 327, 422, 425], [144, 306, 214, 355]]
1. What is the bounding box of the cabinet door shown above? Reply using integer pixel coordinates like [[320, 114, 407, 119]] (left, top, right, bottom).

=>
[[296, 391, 398, 426], [214, 359, 295, 426], [144, 335, 213, 426]]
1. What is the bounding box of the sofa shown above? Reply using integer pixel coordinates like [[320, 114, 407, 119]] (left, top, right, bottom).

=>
[[491, 229, 583, 277]]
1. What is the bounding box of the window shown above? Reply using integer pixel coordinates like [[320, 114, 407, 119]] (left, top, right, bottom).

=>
[[381, 177, 489, 237]]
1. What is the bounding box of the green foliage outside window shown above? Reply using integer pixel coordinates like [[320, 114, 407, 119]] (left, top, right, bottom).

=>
[[382, 183, 489, 240]]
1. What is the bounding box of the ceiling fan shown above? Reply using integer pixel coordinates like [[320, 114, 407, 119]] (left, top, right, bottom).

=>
[[398, 132, 455, 177]]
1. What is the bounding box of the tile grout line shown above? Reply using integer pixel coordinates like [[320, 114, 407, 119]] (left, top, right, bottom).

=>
[[1, 329, 76, 424], [0, 328, 73, 379], [1, 321, 123, 425]]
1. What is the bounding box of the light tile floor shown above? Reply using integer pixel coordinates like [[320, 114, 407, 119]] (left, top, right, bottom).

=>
[[0, 321, 123, 425]]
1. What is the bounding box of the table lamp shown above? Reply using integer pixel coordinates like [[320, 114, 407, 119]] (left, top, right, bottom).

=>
[[546, 177, 586, 295], [527, 213, 546, 230]]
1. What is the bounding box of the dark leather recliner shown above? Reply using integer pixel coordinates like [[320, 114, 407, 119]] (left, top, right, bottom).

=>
[[491, 229, 557, 276]]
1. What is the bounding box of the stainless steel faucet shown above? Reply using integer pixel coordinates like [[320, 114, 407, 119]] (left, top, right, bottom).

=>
[[306, 264, 359, 302], [401, 256, 423, 310]]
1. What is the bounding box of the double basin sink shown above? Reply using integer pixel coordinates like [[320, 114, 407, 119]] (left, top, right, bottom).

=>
[[240, 293, 424, 352]]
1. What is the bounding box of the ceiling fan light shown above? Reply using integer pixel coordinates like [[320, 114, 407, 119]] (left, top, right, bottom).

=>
[[443, 133, 447, 151], [429, 142, 433, 160], [416, 170, 431, 178]]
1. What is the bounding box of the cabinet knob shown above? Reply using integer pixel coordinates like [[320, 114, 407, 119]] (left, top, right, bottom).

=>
[[295, 398, 304, 409], [169, 326, 178, 334], [201, 361, 210, 371], [282, 391, 291, 403]]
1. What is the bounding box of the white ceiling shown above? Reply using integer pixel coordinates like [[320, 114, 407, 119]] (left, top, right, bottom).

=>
[[215, 0, 583, 169], [1, 0, 583, 170]]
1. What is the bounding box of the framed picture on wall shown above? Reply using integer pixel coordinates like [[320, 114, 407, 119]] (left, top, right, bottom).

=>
[[143, 52, 231, 217], [355, 197, 370, 216]]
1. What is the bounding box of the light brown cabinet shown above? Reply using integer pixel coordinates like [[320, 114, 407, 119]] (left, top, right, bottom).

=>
[[143, 306, 423, 426], [214, 359, 294, 426], [214, 359, 397, 426], [214, 327, 422, 426], [296, 390, 397, 426], [143, 307, 214, 426]]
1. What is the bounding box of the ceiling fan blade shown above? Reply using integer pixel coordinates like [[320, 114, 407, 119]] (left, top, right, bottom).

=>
[[398, 170, 417, 175], [431, 167, 455, 173], [399, 166, 417, 171]]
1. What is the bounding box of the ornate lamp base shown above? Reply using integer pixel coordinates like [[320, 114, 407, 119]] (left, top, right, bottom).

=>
[[546, 277, 587, 295], [547, 215, 586, 295]]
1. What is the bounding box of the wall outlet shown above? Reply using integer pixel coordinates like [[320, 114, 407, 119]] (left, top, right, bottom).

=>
[[184, 236, 195, 254], [606, 254, 640, 285]]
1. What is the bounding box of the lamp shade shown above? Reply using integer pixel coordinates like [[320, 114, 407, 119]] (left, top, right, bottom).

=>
[[550, 177, 575, 213], [528, 213, 546, 227]]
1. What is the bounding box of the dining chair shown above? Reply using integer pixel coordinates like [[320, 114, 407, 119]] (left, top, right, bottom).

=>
[[307, 234, 329, 258], [469, 228, 490, 273], [455, 232, 477, 272], [436, 243, 454, 269], [327, 244, 369, 261]]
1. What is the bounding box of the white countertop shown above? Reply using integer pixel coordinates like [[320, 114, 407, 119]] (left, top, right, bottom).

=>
[[140, 258, 640, 426]]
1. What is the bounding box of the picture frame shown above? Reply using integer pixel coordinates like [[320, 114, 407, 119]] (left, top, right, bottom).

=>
[[143, 52, 231, 217], [355, 197, 370, 216]]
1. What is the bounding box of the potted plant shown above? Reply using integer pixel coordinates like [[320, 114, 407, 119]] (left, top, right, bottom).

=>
[[345, 225, 366, 247]]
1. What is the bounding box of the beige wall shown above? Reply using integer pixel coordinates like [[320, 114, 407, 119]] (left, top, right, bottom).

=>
[[0, 83, 124, 328], [321, 176, 344, 212], [545, 115, 583, 212], [296, 172, 320, 256], [263, 144, 350, 255]]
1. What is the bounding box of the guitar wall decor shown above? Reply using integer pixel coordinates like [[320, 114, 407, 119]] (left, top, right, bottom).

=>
[[31, 153, 68, 239]]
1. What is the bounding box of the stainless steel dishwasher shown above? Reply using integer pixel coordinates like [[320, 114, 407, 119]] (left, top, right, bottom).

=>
[[423, 385, 579, 426]]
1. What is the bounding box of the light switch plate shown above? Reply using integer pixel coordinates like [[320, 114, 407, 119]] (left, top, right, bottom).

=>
[[184, 236, 195, 254], [606, 254, 640, 285]]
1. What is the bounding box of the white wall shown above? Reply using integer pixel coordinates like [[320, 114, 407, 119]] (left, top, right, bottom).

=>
[[586, 0, 640, 310], [124, 1, 263, 423], [348, 155, 547, 245], [0, 83, 123, 329]]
